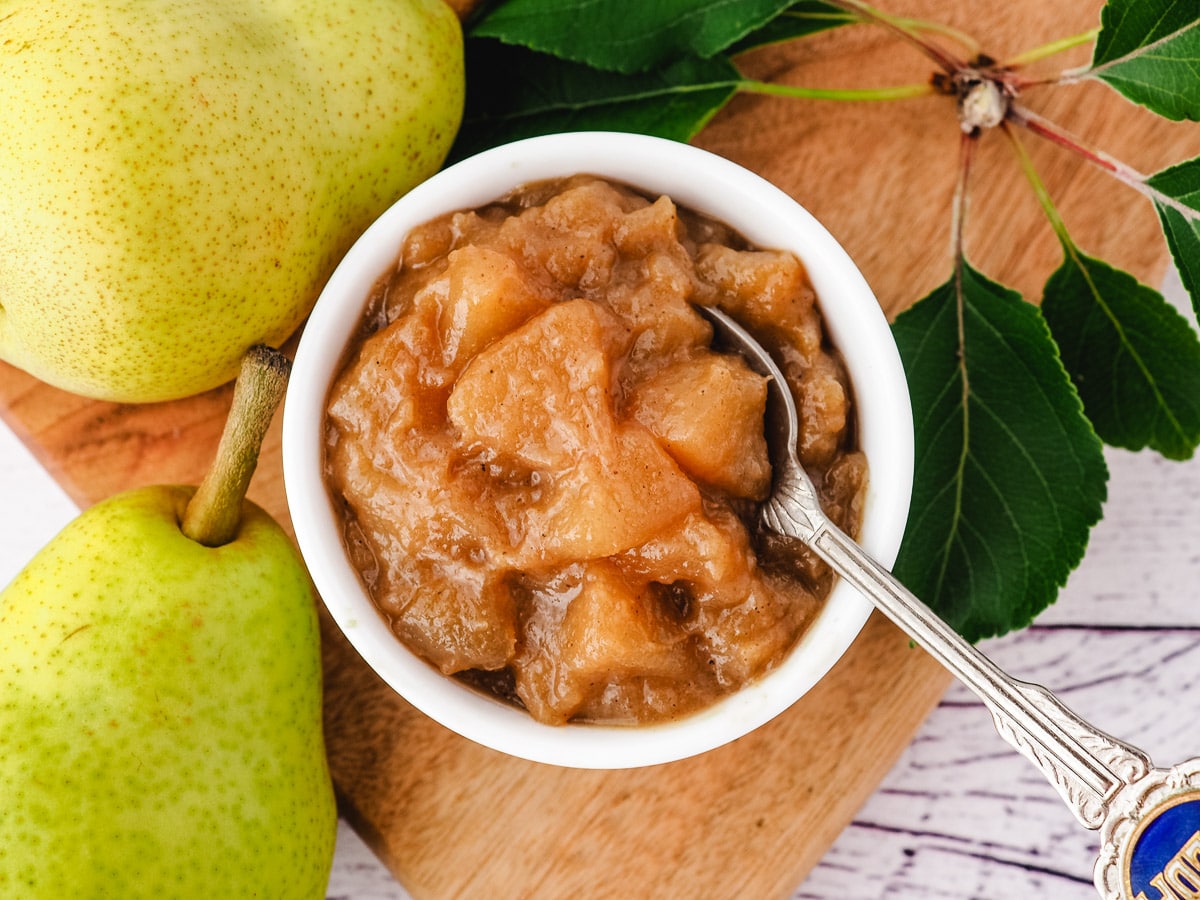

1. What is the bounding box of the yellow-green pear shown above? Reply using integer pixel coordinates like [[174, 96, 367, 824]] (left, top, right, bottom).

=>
[[0, 0, 463, 402], [0, 348, 337, 897]]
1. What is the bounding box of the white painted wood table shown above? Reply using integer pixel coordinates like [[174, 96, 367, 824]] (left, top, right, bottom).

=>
[[3, 269, 1196, 899]]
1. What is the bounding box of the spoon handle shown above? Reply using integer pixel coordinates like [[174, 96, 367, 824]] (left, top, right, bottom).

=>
[[765, 472, 1151, 829]]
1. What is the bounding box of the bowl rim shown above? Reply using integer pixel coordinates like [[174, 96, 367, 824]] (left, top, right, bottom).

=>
[[282, 131, 914, 769]]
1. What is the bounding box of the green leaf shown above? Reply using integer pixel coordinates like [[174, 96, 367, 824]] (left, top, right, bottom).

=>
[[469, 0, 797, 73], [449, 41, 740, 162], [1145, 156, 1200, 317], [890, 262, 1107, 642], [1089, 0, 1200, 121], [728, 2, 854, 55], [1042, 245, 1200, 460]]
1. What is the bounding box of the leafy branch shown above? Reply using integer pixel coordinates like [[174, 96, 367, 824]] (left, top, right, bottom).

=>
[[452, 0, 1200, 642]]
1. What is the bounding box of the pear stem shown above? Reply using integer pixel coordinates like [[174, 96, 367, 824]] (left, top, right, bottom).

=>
[[181, 345, 291, 547]]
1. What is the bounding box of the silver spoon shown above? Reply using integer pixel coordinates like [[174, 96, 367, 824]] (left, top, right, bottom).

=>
[[699, 304, 1200, 900]]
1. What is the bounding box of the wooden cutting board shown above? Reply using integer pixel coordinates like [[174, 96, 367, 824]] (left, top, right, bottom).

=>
[[2, 2, 1195, 896]]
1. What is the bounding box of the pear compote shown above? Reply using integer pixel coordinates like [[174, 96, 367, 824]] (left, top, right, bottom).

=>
[[324, 176, 867, 726]]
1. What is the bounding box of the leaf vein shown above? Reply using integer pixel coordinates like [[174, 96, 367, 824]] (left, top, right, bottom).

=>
[[1089, 14, 1200, 80]]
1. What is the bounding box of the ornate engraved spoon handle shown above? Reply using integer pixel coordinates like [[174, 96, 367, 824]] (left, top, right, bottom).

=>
[[764, 467, 1149, 829], [782, 493, 1200, 900], [699, 304, 1197, 896]]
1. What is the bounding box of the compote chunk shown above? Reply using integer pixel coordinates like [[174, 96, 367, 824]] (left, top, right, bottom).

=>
[[324, 176, 867, 725]]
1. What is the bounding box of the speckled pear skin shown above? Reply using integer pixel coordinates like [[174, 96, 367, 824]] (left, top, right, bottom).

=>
[[0, 486, 336, 897], [0, 0, 464, 402]]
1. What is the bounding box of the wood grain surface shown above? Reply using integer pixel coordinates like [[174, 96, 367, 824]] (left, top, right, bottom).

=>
[[2, 1, 1196, 896]]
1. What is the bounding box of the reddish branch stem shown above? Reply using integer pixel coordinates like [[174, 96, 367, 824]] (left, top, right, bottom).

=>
[[1005, 103, 1127, 178], [821, 0, 967, 74], [952, 131, 978, 275]]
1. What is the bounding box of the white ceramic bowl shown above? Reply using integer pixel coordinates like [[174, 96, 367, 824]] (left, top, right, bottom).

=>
[[282, 131, 913, 769]]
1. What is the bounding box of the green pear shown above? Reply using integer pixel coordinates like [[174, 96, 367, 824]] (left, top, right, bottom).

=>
[[0, 348, 337, 897], [0, 0, 464, 402]]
